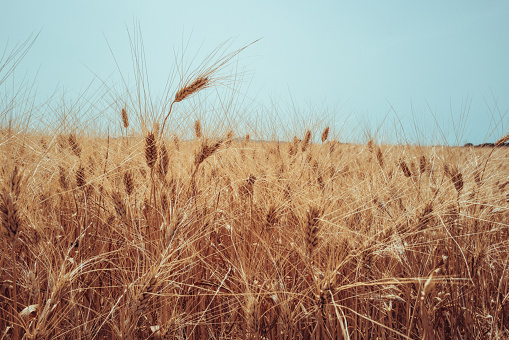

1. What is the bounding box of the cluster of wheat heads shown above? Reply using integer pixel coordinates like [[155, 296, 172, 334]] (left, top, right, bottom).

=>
[[1, 114, 509, 339]]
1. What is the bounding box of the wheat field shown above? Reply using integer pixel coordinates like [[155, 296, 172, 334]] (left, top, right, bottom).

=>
[[1, 39, 509, 340]]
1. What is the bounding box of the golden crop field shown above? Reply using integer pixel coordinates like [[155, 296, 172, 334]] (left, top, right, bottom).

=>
[[1, 39, 509, 339]]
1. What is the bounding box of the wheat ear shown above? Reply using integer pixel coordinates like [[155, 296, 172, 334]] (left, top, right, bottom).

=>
[[399, 159, 412, 178], [194, 120, 203, 139], [121, 107, 129, 129], [145, 132, 157, 170], [75, 164, 86, 188], [175, 77, 209, 103], [123, 171, 134, 196], [305, 206, 321, 260], [495, 132, 509, 147], [68, 133, 81, 158], [157, 142, 170, 179], [321, 126, 329, 143], [301, 130, 312, 152], [0, 166, 22, 339], [376, 147, 384, 169]]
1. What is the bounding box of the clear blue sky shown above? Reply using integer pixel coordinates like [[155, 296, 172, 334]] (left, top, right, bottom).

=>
[[1, 1, 508, 144]]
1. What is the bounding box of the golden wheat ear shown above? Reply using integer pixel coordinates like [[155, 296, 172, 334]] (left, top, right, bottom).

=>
[[121, 107, 129, 129], [175, 77, 209, 103], [194, 120, 203, 139], [145, 132, 157, 170], [68, 133, 81, 158], [495, 132, 509, 147], [305, 206, 322, 261], [123, 171, 134, 196], [376, 147, 384, 168], [301, 130, 312, 152], [399, 159, 412, 178], [321, 126, 329, 143]]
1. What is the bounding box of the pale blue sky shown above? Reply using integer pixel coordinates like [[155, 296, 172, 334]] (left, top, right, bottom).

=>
[[1, 1, 508, 144]]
